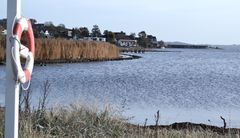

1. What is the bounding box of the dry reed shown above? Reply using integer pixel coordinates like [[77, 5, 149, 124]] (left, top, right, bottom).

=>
[[0, 38, 120, 63], [0, 36, 5, 62], [34, 38, 119, 62]]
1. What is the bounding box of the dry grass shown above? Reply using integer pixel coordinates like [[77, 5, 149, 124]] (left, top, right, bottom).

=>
[[34, 38, 119, 62], [0, 35, 5, 62], [0, 81, 239, 138], [0, 38, 120, 63], [1, 105, 239, 138], [18, 104, 128, 138]]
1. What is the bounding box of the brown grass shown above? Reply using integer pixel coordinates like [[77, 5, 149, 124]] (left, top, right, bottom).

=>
[[1, 103, 239, 138], [0, 38, 120, 63], [1, 81, 240, 138], [0, 36, 5, 62]]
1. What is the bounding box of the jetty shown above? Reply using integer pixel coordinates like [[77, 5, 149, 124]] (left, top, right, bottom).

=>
[[167, 44, 209, 49]]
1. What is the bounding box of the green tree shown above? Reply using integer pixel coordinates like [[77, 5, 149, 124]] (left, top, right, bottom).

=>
[[30, 19, 37, 25], [137, 31, 149, 47], [91, 25, 101, 37], [138, 31, 147, 38], [129, 33, 136, 40], [56, 24, 67, 38], [104, 30, 115, 44], [72, 28, 78, 38], [44, 21, 54, 27], [158, 40, 166, 47], [58, 24, 66, 29], [79, 27, 90, 37]]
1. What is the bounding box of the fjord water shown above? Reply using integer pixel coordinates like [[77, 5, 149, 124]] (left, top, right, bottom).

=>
[[1, 46, 240, 127]]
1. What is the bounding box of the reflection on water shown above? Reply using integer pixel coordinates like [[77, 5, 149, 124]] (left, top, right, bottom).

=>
[[1, 46, 240, 127]]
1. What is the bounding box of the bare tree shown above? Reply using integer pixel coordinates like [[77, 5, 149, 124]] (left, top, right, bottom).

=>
[[39, 80, 51, 111]]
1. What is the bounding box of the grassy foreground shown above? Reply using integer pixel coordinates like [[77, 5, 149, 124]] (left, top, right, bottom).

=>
[[0, 83, 240, 138], [0, 38, 120, 63], [1, 106, 240, 138]]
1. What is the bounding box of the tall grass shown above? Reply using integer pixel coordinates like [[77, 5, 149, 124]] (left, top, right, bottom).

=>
[[0, 38, 120, 63], [0, 81, 240, 137], [1, 105, 238, 138], [0, 36, 5, 62], [34, 38, 119, 62]]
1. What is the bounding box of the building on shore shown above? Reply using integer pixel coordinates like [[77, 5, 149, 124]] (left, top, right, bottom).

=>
[[81, 36, 106, 42], [39, 30, 51, 38], [114, 31, 138, 47], [117, 39, 137, 47], [1, 29, 6, 36]]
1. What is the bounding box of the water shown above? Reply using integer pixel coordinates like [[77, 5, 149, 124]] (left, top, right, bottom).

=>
[[1, 46, 240, 127]]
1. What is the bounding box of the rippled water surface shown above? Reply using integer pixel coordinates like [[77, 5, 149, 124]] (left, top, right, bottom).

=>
[[1, 46, 240, 127]]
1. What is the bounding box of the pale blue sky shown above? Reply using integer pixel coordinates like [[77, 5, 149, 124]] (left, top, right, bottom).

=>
[[1, 0, 240, 44]]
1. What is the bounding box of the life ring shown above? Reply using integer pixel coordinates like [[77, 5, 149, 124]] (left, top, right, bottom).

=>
[[11, 17, 35, 84]]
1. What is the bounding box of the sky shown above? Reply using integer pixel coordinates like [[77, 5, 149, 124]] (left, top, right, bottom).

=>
[[0, 0, 240, 45]]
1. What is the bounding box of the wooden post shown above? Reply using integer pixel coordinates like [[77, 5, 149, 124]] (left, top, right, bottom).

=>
[[5, 0, 21, 138]]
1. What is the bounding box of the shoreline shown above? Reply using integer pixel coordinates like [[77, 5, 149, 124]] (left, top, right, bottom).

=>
[[0, 106, 239, 132], [128, 122, 240, 134], [0, 54, 142, 66], [0, 47, 221, 65]]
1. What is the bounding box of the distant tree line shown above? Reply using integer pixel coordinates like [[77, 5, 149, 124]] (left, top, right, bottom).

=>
[[0, 18, 165, 48]]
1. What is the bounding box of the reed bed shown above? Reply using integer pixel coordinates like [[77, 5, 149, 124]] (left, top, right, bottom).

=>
[[0, 36, 5, 62], [34, 38, 119, 62], [0, 38, 120, 63]]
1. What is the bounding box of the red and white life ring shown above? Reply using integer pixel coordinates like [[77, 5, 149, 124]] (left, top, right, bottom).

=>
[[11, 17, 35, 84]]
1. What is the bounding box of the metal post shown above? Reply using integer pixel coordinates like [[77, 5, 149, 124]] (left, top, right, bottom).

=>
[[5, 0, 21, 138]]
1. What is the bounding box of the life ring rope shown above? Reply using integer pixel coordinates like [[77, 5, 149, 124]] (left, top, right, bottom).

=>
[[10, 37, 31, 90]]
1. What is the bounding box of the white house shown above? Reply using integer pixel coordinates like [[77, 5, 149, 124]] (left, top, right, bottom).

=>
[[39, 30, 51, 38], [83, 37, 106, 42], [44, 30, 50, 36], [1, 29, 7, 35], [68, 30, 72, 37], [117, 39, 137, 47]]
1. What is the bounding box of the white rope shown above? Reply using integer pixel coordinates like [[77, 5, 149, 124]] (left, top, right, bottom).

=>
[[21, 79, 31, 91], [9, 36, 31, 91], [11, 15, 17, 36]]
